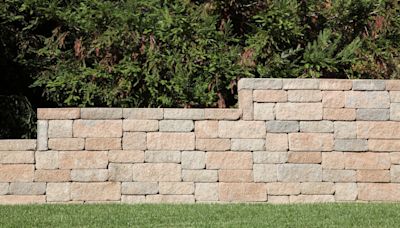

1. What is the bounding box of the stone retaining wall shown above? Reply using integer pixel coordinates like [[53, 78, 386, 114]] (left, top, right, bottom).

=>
[[1, 78, 400, 204]]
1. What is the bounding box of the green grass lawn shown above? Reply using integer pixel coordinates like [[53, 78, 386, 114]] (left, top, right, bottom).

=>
[[0, 203, 399, 227]]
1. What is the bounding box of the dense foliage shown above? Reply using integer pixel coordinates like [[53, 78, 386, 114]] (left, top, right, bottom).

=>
[[1, 0, 400, 138]]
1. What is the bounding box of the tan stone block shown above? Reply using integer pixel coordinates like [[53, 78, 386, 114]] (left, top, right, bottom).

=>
[[123, 108, 163, 119], [277, 164, 322, 182], [181, 151, 205, 169], [10, 182, 46, 195], [123, 120, 158, 131], [146, 195, 195, 203], [164, 108, 205, 120], [123, 132, 146, 150], [37, 120, 48, 151], [121, 182, 158, 195], [70, 169, 108, 182], [334, 122, 356, 139], [81, 108, 122, 119], [266, 183, 300, 195], [145, 151, 180, 163], [37, 108, 80, 120], [73, 120, 122, 137], [239, 90, 253, 120], [195, 121, 218, 138], [357, 170, 390, 182], [276, 103, 322, 120], [0, 165, 33, 182], [0, 183, 8, 195], [288, 152, 321, 164], [159, 182, 194, 195], [204, 109, 242, 120], [319, 79, 352, 90], [323, 170, 356, 182], [59, 151, 108, 169], [390, 91, 400, 102], [288, 90, 322, 102], [322, 152, 344, 169], [268, 196, 289, 204], [219, 183, 267, 202], [253, 164, 278, 182], [253, 90, 287, 102], [357, 121, 400, 139], [253, 103, 275, 120], [345, 91, 390, 108], [0, 195, 45, 204], [36, 151, 59, 169], [109, 163, 133, 181], [0, 151, 34, 164], [121, 195, 146, 203], [323, 108, 356, 120], [219, 170, 253, 182], [290, 195, 334, 203], [282, 79, 319, 90], [182, 170, 218, 182], [34, 170, 70, 182], [108, 150, 144, 163], [391, 165, 400, 182], [218, 121, 265, 138], [344, 153, 390, 170], [159, 120, 194, 132], [289, 133, 333, 151], [335, 183, 357, 201], [85, 138, 121, 150], [206, 152, 252, 170], [71, 182, 121, 201], [195, 183, 218, 201], [266, 134, 288, 151], [132, 163, 181, 181], [253, 152, 288, 164], [231, 139, 265, 151], [386, 80, 400, 91], [147, 132, 194, 150], [48, 138, 84, 151], [369, 140, 400, 152], [358, 183, 400, 201], [391, 152, 400, 164], [300, 182, 334, 195], [0, 140, 36, 151], [196, 139, 230, 151], [48, 120, 73, 138], [322, 91, 345, 108]]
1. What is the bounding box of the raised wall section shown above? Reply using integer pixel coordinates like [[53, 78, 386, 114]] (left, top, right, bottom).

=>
[[1, 78, 400, 203]]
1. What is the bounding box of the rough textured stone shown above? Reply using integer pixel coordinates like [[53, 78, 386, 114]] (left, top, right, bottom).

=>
[[253, 152, 288, 164], [352, 80, 385, 90], [195, 121, 218, 138], [85, 138, 121, 150], [0, 165, 33, 182], [369, 140, 400, 152], [282, 79, 319, 90], [9, 183, 46, 195], [288, 90, 322, 102], [35, 151, 58, 169], [265, 134, 288, 151], [121, 195, 146, 203], [48, 120, 73, 138], [254, 103, 275, 120], [300, 182, 334, 195], [334, 139, 368, 152], [219, 121, 265, 138], [231, 139, 265, 151], [206, 152, 252, 170], [344, 153, 390, 170], [289, 133, 333, 151], [59, 151, 108, 169], [357, 109, 389, 121], [34, 170, 70, 182], [299, 121, 333, 133], [391, 166, 400, 182], [73, 120, 122, 137], [159, 120, 194, 132], [357, 170, 390, 183], [0, 151, 34, 164], [239, 78, 282, 90], [253, 90, 287, 102], [323, 170, 356, 182], [219, 183, 267, 202], [48, 138, 84, 151], [334, 122, 356, 139], [145, 151, 180, 163], [219, 170, 253, 183], [275, 103, 322, 120], [239, 90, 253, 120], [181, 151, 205, 169], [159, 182, 194, 195], [386, 80, 400, 91], [123, 108, 163, 119], [266, 121, 299, 133], [345, 91, 390, 108], [132, 163, 181, 181], [37, 108, 80, 120], [37, 120, 48, 151], [204, 109, 242, 120], [288, 152, 321, 164], [277, 164, 322, 182], [0, 195, 45, 204], [147, 132, 195, 150], [322, 152, 344, 169], [253, 164, 277, 182], [123, 132, 146, 150], [71, 182, 121, 201], [290, 195, 334, 203], [266, 183, 300, 195], [195, 183, 218, 201], [81, 108, 122, 119], [164, 109, 204, 120], [390, 103, 400, 120], [108, 150, 144, 163], [0, 140, 36, 151], [320, 79, 352, 90], [121, 182, 158, 195], [335, 183, 358, 201], [358, 183, 400, 201], [123, 120, 158, 131], [146, 195, 195, 203], [182, 170, 218, 182], [322, 91, 345, 108], [323, 108, 356, 120], [357, 121, 400, 139], [109, 163, 133, 181]]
